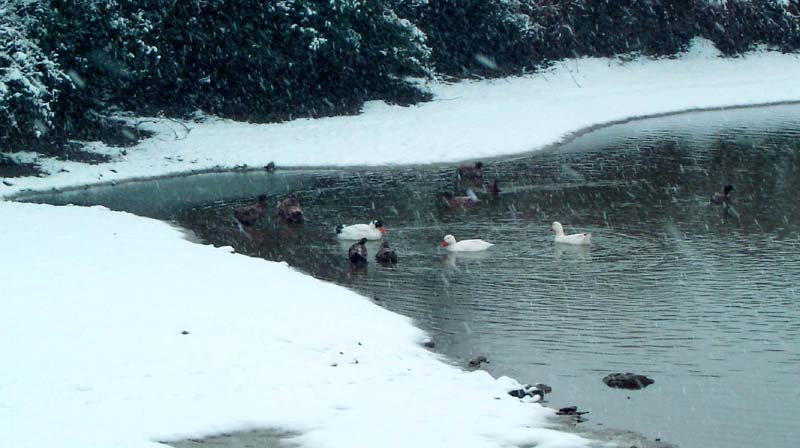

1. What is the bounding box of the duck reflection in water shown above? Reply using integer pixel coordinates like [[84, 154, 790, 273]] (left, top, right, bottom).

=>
[[440, 250, 492, 269]]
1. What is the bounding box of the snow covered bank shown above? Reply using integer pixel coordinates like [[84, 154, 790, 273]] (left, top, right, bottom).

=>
[[0, 201, 585, 448], [2, 39, 799, 199]]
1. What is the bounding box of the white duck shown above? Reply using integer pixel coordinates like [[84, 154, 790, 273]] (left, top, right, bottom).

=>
[[550, 221, 591, 245], [336, 219, 387, 240], [440, 234, 493, 252]]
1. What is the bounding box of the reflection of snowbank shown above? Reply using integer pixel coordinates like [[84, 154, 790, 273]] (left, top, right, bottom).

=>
[[3, 39, 800, 199], [0, 201, 586, 448]]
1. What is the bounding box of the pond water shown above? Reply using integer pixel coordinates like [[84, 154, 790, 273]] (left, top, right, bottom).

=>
[[22, 104, 800, 448]]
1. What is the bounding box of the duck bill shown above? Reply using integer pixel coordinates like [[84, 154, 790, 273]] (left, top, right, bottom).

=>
[[548, 228, 553, 232], [440, 241, 447, 247], [380, 228, 387, 234]]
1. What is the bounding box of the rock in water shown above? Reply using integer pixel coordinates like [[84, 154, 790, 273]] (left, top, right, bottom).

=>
[[603, 372, 654, 390], [467, 356, 489, 368]]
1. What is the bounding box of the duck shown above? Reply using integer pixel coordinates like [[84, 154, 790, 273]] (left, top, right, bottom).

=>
[[457, 161, 484, 181], [443, 189, 479, 207], [375, 241, 398, 264], [232, 194, 268, 226], [711, 184, 734, 207], [485, 178, 501, 196], [277, 193, 304, 223], [336, 219, 386, 240], [348, 238, 368, 266], [440, 234, 493, 252], [550, 221, 591, 245]]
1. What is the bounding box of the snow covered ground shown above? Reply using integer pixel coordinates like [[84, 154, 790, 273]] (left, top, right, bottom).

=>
[[1, 39, 799, 448]]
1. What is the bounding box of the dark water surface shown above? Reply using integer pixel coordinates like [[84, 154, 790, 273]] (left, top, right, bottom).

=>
[[23, 105, 800, 448]]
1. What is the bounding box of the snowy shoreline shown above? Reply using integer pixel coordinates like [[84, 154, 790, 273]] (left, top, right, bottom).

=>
[[2, 39, 800, 448], [7, 98, 800, 202]]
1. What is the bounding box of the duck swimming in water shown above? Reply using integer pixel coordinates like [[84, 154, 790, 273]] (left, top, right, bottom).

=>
[[550, 221, 592, 246], [277, 194, 304, 224], [336, 220, 387, 240], [232, 195, 267, 226], [440, 234, 493, 252], [443, 189, 479, 207], [375, 241, 398, 264], [348, 238, 369, 266], [457, 161, 484, 182], [711, 184, 734, 207], [485, 178, 501, 196]]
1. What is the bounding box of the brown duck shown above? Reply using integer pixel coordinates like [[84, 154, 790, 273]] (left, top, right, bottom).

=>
[[443, 189, 479, 208], [375, 241, 398, 264], [485, 178, 501, 196], [277, 194, 304, 223], [711, 184, 734, 207], [457, 161, 484, 181], [349, 238, 369, 266], [233, 195, 267, 226]]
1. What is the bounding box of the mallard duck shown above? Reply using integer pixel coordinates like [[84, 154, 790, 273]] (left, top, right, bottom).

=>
[[277, 193, 304, 223], [457, 161, 484, 181], [375, 241, 398, 264], [232, 195, 267, 226], [711, 184, 734, 207], [443, 189, 479, 207], [485, 178, 501, 196], [348, 238, 368, 266]]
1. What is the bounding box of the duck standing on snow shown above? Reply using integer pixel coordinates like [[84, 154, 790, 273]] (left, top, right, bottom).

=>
[[457, 161, 484, 182], [440, 234, 493, 252], [550, 221, 591, 245], [348, 238, 369, 266], [375, 241, 398, 264], [443, 189, 479, 207], [277, 193, 304, 224], [232, 194, 268, 226], [336, 219, 387, 240], [711, 184, 734, 207]]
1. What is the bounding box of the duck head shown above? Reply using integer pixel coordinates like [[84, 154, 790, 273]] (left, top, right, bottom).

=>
[[371, 219, 387, 234], [440, 234, 457, 247], [723, 184, 734, 195], [550, 221, 564, 236], [359, 237, 368, 245]]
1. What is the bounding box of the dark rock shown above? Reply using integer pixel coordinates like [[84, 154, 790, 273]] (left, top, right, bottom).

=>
[[422, 340, 436, 349], [556, 406, 589, 416], [603, 373, 654, 390], [468, 355, 489, 368], [2, 180, 12, 186]]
